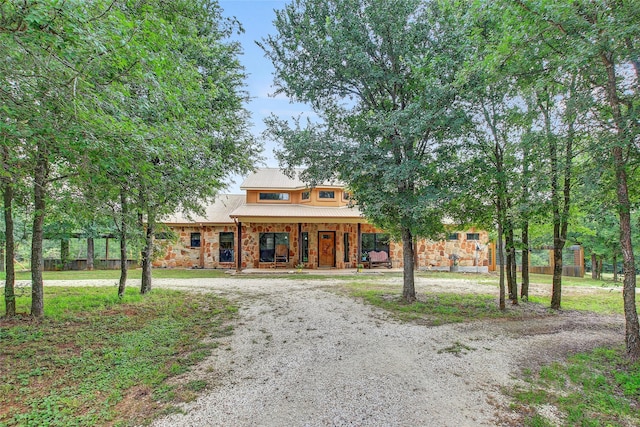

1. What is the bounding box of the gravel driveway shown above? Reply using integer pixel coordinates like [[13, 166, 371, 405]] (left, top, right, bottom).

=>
[[59, 276, 622, 426]]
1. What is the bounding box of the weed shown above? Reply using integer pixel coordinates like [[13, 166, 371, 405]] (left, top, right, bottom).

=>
[[437, 341, 476, 356], [0, 286, 237, 426], [510, 346, 640, 426]]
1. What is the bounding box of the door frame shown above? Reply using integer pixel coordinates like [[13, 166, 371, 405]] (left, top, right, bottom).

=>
[[317, 231, 336, 268]]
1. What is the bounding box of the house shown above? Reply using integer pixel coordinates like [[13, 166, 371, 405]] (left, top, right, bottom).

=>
[[154, 168, 491, 271]]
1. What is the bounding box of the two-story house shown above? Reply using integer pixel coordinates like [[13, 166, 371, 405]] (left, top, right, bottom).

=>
[[155, 168, 491, 271]]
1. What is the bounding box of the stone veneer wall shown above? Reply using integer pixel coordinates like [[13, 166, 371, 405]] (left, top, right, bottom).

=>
[[153, 225, 237, 269], [155, 224, 490, 270], [415, 230, 490, 269]]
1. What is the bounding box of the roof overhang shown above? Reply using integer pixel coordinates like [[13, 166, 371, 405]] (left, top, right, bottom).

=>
[[232, 216, 368, 224]]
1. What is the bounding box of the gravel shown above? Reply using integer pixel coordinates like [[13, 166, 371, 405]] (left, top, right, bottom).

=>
[[36, 275, 623, 426]]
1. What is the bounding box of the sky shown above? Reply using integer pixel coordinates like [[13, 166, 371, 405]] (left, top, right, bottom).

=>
[[218, 0, 313, 193]]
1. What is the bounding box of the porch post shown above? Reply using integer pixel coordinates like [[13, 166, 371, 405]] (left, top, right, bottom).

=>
[[298, 223, 302, 264], [236, 221, 242, 272], [199, 225, 205, 269], [357, 223, 362, 262]]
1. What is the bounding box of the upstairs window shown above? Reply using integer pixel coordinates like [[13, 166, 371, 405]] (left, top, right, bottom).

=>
[[448, 233, 459, 240], [301, 191, 310, 201], [259, 192, 290, 201], [319, 190, 335, 199], [466, 233, 480, 241]]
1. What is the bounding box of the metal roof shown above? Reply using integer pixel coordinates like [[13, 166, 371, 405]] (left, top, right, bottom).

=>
[[229, 203, 364, 220], [162, 195, 245, 225], [240, 168, 343, 190]]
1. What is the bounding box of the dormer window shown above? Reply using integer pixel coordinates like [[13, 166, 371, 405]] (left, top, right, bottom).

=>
[[301, 191, 310, 200], [259, 192, 290, 201], [318, 190, 335, 199]]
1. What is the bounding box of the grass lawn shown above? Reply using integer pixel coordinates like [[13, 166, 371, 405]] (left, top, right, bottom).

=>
[[0, 286, 237, 427], [5, 268, 230, 281], [2, 269, 639, 426]]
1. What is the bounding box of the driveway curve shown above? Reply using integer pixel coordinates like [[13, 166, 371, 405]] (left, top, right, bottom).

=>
[[102, 276, 624, 427]]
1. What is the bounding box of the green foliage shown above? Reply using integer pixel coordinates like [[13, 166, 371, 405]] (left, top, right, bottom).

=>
[[511, 347, 640, 426], [0, 287, 237, 426]]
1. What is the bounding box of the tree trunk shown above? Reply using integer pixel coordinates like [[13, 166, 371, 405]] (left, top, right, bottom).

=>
[[550, 244, 563, 310], [602, 51, 640, 359], [140, 210, 154, 294], [497, 221, 505, 311], [118, 189, 128, 298], [521, 222, 529, 301], [3, 173, 16, 317], [60, 238, 70, 270], [615, 152, 640, 359], [591, 253, 597, 279], [613, 252, 618, 282], [597, 257, 603, 280], [505, 221, 517, 303], [86, 237, 94, 270], [401, 226, 416, 302], [510, 245, 518, 305], [31, 142, 48, 318]]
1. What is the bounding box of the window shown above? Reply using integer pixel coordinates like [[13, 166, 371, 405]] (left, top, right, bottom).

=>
[[343, 233, 349, 262], [301, 191, 310, 201], [219, 232, 234, 262], [448, 233, 459, 240], [301, 232, 309, 262], [342, 191, 351, 200], [466, 233, 480, 241], [318, 190, 335, 199], [361, 233, 390, 254], [190, 232, 201, 247], [259, 192, 290, 201], [259, 233, 289, 262]]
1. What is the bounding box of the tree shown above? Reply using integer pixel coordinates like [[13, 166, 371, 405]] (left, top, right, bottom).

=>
[[509, 0, 640, 358], [1, 0, 258, 314], [262, 0, 469, 301]]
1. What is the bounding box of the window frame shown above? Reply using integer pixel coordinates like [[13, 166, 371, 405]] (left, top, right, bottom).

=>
[[259, 232, 289, 262], [301, 232, 309, 262], [258, 192, 290, 202], [318, 190, 335, 199], [466, 233, 480, 241], [190, 232, 201, 248], [219, 232, 234, 263], [361, 233, 390, 254], [448, 233, 459, 241], [343, 232, 349, 262], [301, 190, 310, 202]]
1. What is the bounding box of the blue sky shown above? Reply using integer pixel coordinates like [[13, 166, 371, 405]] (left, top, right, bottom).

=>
[[219, 0, 313, 192]]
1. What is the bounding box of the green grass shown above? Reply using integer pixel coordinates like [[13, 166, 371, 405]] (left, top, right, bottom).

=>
[[0, 286, 237, 426], [347, 286, 520, 325], [5, 268, 230, 281], [511, 347, 640, 426]]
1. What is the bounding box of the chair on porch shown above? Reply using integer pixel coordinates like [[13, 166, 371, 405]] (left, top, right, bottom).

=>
[[274, 244, 289, 267]]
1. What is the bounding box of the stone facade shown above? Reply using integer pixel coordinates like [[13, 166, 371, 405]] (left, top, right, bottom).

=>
[[154, 225, 237, 269], [155, 223, 490, 271]]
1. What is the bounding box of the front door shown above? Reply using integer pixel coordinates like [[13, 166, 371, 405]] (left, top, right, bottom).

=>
[[318, 231, 335, 267]]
